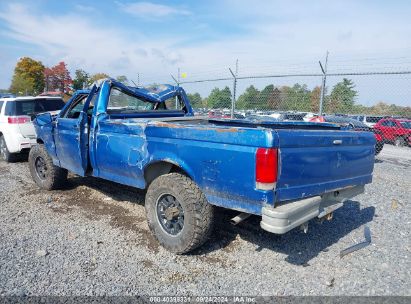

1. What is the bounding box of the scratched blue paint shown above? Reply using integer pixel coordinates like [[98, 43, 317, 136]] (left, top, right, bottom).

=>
[[34, 78, 375, 215]]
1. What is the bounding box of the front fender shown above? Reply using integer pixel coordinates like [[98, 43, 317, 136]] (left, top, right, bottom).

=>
[[34, 120, 59, 165]]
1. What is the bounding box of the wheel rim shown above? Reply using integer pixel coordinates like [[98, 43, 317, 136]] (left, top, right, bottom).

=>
[[156, 194, 184, 236], [0, 139, 6, 160], [34, 156, 48, 180]]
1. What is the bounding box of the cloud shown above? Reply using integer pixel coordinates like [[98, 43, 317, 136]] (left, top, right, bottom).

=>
[[0, 3, 184, 79], [0, 2, 411, 105], [116, 1, 191, 18], [151, 48, 183, 65], [74, 4, 94, 12]]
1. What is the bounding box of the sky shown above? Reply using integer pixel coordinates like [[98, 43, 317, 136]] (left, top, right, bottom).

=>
[[0, 0, 411, 106]]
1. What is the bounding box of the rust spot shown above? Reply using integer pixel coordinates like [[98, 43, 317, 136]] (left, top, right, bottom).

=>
[[152, 121, 185, 129], [215, 127, 240, 133], [153, 121, 243, 133]]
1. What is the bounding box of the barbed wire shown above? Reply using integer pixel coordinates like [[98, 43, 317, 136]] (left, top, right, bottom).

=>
[[179, 70, 411, 84]]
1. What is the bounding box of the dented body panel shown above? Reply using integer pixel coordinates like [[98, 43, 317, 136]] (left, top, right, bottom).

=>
[[34, 79, 375, 218]]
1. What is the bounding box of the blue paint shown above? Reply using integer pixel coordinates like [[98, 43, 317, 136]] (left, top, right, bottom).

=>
[[34, 79, 375, 215]]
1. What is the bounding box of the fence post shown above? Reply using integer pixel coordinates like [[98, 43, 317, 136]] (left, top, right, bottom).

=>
[[229, 60, 238, 118], [229, 69, 237, 118], [319, 51, 329, 115]]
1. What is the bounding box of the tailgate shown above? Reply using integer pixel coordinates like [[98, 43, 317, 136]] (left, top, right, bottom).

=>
[[275, 129, 375, 203]]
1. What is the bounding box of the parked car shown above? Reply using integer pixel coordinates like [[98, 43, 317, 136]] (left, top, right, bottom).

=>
[[38, 91, 63, 97], [374, 118, 411, 147], [310, 115, 384, 155], [0, 96, 65, 162], [351, 115, 385, 127], [0, 92, 15, 98], [29, 79, 375, 254]]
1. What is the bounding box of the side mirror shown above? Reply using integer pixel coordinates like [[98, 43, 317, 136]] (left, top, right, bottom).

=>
[[36, 112, 53, 126]]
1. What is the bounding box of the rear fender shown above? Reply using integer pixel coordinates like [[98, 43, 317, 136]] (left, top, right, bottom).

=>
[[144, 152, 196, 185]]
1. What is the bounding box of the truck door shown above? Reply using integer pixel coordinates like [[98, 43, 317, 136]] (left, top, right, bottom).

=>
[[55, 86, 97, 175]]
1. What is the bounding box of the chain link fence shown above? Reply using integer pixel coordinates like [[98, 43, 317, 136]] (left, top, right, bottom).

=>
[[174, 68, 411, 150]]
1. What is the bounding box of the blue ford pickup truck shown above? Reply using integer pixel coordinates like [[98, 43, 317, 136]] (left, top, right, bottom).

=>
[[29, 78, 375, 253]]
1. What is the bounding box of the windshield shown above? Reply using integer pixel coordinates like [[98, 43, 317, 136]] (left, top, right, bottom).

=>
[[108, 88, 155, 113], [107, 87, 184, 114], [5, 98, 65, 116], [400, 121, 411, 129]]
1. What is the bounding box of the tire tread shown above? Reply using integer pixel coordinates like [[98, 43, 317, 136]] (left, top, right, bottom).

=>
[[145, 173, 214, 254]]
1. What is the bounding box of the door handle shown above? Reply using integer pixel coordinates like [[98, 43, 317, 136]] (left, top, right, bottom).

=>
[[333, 140, 343, 145]]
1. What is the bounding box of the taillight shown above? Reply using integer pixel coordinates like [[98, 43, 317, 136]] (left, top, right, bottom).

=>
[[7, 116, 31, 124], [256, 148, 278, 190]]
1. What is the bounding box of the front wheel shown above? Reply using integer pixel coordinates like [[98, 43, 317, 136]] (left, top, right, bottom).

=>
[[145, 173, 214, 254], [29, 144, 68, 190]]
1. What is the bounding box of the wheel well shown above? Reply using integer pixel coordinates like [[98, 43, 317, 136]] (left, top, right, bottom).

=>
[[144, 161, 190, 187]]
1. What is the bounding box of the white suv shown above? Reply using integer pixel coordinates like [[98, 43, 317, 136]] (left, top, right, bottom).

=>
[[0, 96, 65, 162]]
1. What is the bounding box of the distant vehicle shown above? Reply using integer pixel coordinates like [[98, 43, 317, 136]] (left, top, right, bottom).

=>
[[246, 115, 279, 122], [0, 92, 15, 98], [38, 91, 63, 97], [351, 115, 385, 127], [208, 110, 230, 119], [0, 96, 65, 162], [374, 118, 411, 147], [267, 112, 313, 121], [310, 115, 384, 154]]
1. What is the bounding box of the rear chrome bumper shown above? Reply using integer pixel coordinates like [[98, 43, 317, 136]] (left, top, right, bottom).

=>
[[260, 185, 365, 234]]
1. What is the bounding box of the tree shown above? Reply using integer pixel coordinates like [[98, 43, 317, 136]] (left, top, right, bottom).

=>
[[10, 57, 45, 95], [310, 86, 321, 113], [327, 78, 357, 113], [282, 84, 311, 111], [187, 92, 203, 108], [90, 73, 109, 84], [207, 87, 232, 109], [44, 62, 72, 94], [116, 75, 128, 84], [236, 85, 260, 110], [9, 74, 34, 96], [73, 69, 90, 90]]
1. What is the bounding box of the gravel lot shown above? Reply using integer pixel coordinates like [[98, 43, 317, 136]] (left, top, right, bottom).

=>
[[0, 145, 410, 296]]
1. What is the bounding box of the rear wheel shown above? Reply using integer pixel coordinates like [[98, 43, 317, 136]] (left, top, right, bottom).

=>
[[394, 137, 406, 147], [29, 144, 68, 190], [0, 135, 15, 163], [145, 173, 214, 254]]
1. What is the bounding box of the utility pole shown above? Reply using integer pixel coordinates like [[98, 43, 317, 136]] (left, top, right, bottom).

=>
[[319, 51, 329, 115], [137, 73, 140, 86]]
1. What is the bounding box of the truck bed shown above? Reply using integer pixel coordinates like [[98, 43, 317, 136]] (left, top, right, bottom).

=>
[[95, 116, 375, 212]]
